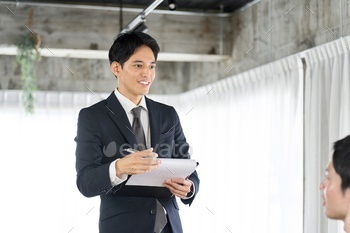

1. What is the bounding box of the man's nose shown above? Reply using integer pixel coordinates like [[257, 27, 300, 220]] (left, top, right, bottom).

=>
[[320, 180, 325, 190], [141, 67, 152, 77]]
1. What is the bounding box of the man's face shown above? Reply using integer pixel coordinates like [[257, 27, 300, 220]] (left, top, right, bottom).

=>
[[111, 45, 156, 104], [320, 162, 350, 220]]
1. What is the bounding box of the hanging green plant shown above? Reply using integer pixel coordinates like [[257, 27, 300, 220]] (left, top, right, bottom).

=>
[[16, 32, 41, 114], [16, 8, 41, 114]]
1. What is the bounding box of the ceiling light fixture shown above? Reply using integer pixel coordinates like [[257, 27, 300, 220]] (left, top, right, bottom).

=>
[[120, 0, 164, 34], [133, 22, 148, 33], [167, 0, 176, 11]]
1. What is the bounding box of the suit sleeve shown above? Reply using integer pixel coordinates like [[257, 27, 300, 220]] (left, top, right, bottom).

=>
[[172, 108, 200, 206], [75, 108, 114, 197]]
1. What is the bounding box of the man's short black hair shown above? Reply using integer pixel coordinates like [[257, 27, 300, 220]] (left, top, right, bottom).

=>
[[333, 135, 350, 192], [108, 32, 160, 67]]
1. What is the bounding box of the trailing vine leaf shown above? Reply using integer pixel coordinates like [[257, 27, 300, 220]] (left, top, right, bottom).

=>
[[16, 32, 41, 114]]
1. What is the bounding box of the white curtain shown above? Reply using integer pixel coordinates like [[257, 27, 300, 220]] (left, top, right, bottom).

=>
[[0, 54, 304, 233], [304, 37, 350, 233], [152, 55, 304, 233], [0, 91, 104, 233]]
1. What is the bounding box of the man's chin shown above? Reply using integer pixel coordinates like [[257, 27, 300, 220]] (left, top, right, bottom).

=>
[[326, 211, 344, 220], [140, 90, 150, 95]]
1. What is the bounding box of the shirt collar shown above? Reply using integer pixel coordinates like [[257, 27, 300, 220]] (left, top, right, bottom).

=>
[[114, 89, 148, 113]]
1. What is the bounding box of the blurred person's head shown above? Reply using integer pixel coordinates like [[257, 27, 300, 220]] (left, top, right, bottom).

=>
[[320, 135, 350, 221]]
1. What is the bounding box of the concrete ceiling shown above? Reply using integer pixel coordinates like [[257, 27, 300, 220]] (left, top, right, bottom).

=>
[[13, 0, 256, 13], [0, 0, 259, 62]]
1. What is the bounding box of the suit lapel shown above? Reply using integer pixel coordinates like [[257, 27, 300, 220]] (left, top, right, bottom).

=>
[[106, 92, 137, 146], [146, 97, 162, 149]]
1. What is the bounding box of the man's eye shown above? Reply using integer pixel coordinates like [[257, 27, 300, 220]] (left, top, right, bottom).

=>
[[150, 65, 156, 69], [135, 64, 142, 68]]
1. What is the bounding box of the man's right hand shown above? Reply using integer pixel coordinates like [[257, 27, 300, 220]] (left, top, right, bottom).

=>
[[115, 148, 160, 177]]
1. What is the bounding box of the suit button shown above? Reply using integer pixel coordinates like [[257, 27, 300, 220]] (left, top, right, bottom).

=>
[[150, 209, 156, 214]]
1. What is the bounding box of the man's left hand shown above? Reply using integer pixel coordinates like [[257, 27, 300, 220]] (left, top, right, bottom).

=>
[[163, 178, 192, 198]]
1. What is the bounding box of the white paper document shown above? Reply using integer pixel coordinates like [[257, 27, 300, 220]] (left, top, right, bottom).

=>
[[126, 159, 197, 187]]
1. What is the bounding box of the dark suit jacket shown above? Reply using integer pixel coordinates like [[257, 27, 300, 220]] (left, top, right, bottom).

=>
[[75, 92, 200, 233]]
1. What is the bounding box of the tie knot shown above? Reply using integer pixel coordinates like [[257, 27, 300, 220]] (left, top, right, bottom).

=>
[[131, 106, 142, 118]]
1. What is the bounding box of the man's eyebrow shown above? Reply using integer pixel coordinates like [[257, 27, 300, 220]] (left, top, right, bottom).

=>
[[131, 60, 156, 64]]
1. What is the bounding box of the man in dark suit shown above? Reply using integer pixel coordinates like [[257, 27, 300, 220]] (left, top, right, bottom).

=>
[[75, 32, 199, 233]]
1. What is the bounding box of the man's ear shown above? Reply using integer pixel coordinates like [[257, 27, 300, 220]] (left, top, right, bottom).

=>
[[111, 62, 121, 77]]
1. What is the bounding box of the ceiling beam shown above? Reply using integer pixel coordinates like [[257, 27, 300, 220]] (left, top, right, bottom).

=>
[[0, 45, 229, 62]]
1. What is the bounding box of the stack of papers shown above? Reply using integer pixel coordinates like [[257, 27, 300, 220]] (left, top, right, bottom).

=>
[[126, 159, 197, 187]]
